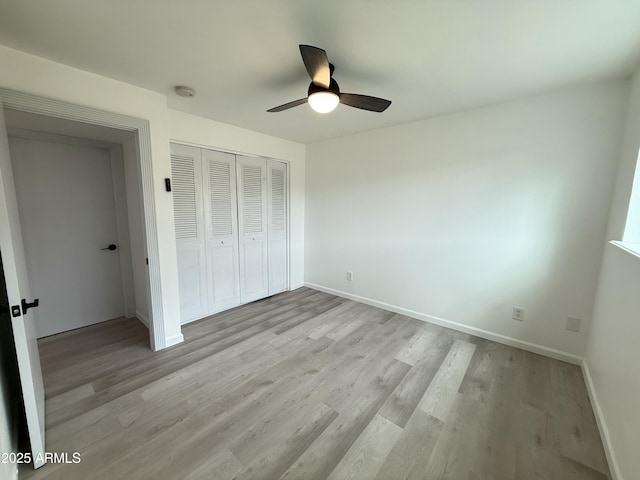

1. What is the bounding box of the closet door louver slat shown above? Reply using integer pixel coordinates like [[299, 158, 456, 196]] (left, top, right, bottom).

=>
[[271, 168, 286, 232], [171, 154, 198, 239], [241, 164, 264, 235], [209, 160, 233, 237]]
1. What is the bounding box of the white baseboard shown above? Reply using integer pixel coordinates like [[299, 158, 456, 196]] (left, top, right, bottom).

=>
[[304, 282, 582, 365], [181, 316, 202, 326], [289, 283, 305, 290], [135, 312, 183, 351], [581, 360, 622, 480], [135, 311, 149, 328], [164, 333, 184, 349]]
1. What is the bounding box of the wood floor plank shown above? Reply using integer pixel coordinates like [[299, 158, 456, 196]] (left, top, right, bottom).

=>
[[277, 299, 358, 341], [307, 302, 372, 340], [375, 408, 444, 480], [424, 393, 487, 479], [549, 360, 610, 475], [466, 372, 519, 480], [458, 339, 507, 403], [513, 402, 562, 480], [418, 338, 477, 421], [378, 330, 453, 427], [394, 323, 441, 366], [232, 403, 338, 480], [181, 449, 244, 480], [22, 288, 612, 480], [327, 413, 402, 480], [46, 383, 95, 413], [516, 351, 553, 411], [512, 401, 608, 480]]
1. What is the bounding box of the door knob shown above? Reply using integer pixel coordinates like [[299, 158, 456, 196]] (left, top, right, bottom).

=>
[[101, 244, 118, 251]]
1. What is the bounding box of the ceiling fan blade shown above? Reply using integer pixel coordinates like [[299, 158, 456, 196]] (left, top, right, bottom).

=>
[[299, 45, 331, 89], [340, 93, 391, 112], [267, 98, 308, 113]]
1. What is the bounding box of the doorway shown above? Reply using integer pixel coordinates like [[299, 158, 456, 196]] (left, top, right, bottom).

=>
[[0, 87, 172, 352], [9, 135, 134, 337], [5, 111, 149, 339]]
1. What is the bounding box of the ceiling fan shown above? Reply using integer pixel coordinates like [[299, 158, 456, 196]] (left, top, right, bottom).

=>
[[267, 45, 392, 114]]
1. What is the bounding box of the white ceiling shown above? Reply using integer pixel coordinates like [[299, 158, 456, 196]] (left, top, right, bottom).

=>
[[1, 1, 640, 144]]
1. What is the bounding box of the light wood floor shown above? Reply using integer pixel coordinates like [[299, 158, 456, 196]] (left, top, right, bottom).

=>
[[21, 288, 610, 479]]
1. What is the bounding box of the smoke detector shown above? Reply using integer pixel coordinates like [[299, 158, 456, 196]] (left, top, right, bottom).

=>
[[174, 85, 196, 98]]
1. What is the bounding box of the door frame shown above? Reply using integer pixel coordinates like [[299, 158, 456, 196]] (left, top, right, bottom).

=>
[[0, 87, 164, 350]]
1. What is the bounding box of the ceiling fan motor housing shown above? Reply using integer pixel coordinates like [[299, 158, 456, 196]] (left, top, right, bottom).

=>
[[308, 78, 340, 97]]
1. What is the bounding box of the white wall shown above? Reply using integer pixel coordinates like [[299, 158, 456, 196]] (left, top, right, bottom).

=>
[[305, 80, 628, 358], [168, 110, 306, 288], [584, 67, 640, 480]]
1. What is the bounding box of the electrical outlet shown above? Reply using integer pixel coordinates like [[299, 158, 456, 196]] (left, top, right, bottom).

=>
[[566, 317, 581, 332], [512, 307, 524, 321], [346, 271, 353, 281]]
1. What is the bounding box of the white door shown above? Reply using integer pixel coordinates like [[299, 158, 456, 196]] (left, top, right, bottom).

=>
[[9, 137, 125, 338], [237, 156, 268, 303], [202, 149, 240, 312], [0, 106, 46, 467], [267, 159, 288, 295], [170, 144, 208, 323]]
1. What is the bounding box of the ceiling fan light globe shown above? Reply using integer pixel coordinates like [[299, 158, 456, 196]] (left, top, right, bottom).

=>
[[308, 91, 339, 113]]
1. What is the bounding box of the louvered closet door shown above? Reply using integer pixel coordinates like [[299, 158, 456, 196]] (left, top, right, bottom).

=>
[[202, 149, 241, 312], [267, 160, 288, 295], [170, 144, 208, 323], [236, 156, 268, 303]]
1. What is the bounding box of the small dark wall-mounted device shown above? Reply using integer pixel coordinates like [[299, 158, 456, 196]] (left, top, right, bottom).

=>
[[165, 178, 172, 192]]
